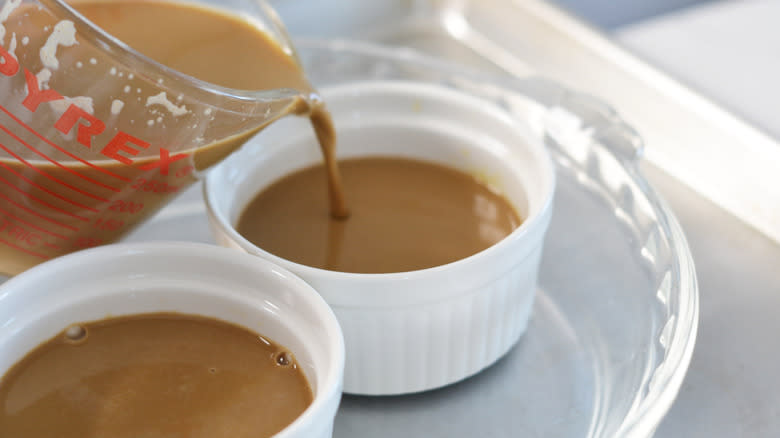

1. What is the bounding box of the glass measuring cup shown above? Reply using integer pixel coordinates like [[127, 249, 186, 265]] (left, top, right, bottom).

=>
[[0, 0, 315, 275]]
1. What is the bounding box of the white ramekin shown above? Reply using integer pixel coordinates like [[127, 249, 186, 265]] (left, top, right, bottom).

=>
[[0, 242, 345, 438], [205, 81, 555, 395]]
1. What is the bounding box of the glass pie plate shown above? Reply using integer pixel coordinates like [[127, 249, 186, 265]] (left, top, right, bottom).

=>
[[126, 40, 699, 438]]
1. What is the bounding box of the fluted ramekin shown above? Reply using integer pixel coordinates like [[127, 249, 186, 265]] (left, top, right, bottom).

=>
[[205, 81, 555, 395], [0, 242, 345, 438]]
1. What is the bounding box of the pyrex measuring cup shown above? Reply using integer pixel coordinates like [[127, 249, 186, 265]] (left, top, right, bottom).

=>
[[0, 0, 313, 275]]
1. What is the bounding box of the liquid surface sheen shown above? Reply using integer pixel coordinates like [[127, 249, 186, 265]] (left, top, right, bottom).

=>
[[0, 313, 313, 438], [237, 157, 522, 273], [70, 0, 309, 91]]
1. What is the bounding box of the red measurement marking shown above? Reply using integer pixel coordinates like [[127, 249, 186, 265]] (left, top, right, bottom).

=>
[[0, 236, 48, 259], [108, 199, 144, 214], [0, 207, 67, 239], [0, 173, 88, 221], [0, 124, 114, 198], [0, 157, 99, 212], [0, 191, 78, 231], [0, 104, 130, 182]]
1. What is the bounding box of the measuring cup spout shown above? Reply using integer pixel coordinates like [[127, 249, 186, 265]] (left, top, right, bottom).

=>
[[184, 87, 318, 172]]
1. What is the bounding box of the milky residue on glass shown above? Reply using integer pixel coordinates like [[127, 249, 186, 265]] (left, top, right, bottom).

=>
[[146, 91, 189, 116], [0, 0, 22, 45], [34, 19, 96, 115], [39, 20, 76, 70], [111, 99, 124, 115]]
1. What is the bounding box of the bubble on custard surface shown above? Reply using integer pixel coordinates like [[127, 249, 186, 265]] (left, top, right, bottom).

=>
[[208, 367, 217, 374], [64, 324, 87, 343], [273, 351, 292, 367]]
